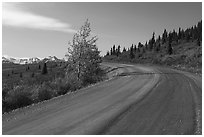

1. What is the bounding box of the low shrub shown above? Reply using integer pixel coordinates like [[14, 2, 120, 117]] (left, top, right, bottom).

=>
[[4, 86, 33, 112], [50, 78, 71, 95], [82, 67, 105, 86], [2, 84, 10, 100], [37, 83, 56, 101], [2, 66, 105, 113], [65, 72, 82, 91]]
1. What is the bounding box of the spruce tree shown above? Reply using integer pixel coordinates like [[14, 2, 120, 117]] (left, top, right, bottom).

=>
[[178, 27, 181, 40], [113, 45, 116, 55], [123, 47, 126, 52], [145, 41, 148, 50], [133, 44, 137, 52], [197, 21, 202, 41], [110, 48, 113, 55], [129, 45, 135, 59], [193, 25, 198, 40], [167, 34, 173, 55], [42, 63, 48, 75], [117, 45, 121, 56], [152, 32, 155, 44], [149, 32, 155, 50], [115, 48, 118, 56], [106, 51, 110, 56], [157, 35, 161, 43], [167, 43, 173, 55], [162, 29, 168, 44]]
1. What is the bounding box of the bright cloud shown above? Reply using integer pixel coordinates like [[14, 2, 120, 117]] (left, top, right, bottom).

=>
[[2, 3, 76, 33]]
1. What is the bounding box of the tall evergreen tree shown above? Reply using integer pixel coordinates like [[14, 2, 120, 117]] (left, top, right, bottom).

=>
[[185, 30, 191, 42], [129, 45, 135, 59], [162, 29, 168, 44], [106, 51, 110, 56], [192, 25, 198, 40], [172, 29, 178, 42], [117, 45, 121, 56], [167, 34, 173, 55], [157, 35, 161, 43], [197, 21, 202, 41], [152, 32, 155, 44], [181, 29, 185, 40], [113, 45, 116, 55], [133, 44, 137, 52], [167, 43, 173, 55], [145, 41, 148, 50], [123, 47, 126, 52], [138, 42, 143, 48], [178, 27, 181, 40], [138, 42, 143, 53], [42, 63, 48, 74], [149, 32, 155, 50], [110, 48, 113, 55]]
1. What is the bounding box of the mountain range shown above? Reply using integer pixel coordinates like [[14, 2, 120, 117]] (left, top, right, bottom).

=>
[[2, 56, 65, 64]]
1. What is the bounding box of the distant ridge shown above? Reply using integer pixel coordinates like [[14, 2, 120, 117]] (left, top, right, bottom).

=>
[[2, 56, 65, 64]]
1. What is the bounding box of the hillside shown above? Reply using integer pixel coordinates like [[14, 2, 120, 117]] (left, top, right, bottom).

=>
[[104, 40, 201, 74], [103, 21, 202, 74]]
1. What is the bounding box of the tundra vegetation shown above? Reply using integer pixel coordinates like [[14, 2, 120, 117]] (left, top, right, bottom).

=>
[[2, 20, 105, 113]]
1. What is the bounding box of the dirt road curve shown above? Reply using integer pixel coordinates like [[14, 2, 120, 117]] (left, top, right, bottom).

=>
[[2, 62, 202, 135]]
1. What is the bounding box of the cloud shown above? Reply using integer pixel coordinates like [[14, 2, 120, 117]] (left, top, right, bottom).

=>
[[2, 3, 76, 33]]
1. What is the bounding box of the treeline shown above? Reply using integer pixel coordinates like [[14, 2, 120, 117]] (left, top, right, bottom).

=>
[[105, 20, 202, 59]]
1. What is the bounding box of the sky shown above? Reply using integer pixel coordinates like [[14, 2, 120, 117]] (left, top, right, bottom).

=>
[[2, 2, 202, 59]]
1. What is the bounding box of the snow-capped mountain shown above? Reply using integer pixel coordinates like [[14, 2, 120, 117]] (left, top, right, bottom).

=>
[[2, 57, 12, 63], [2, 56, 63, 64], [42, 56, 61, 62], [2, 56, 18, 64], [18, 57, 41, 64]]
